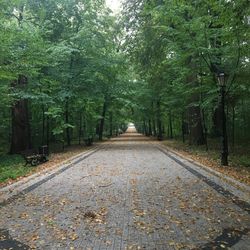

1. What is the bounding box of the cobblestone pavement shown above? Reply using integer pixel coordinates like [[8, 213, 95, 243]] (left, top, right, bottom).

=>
[[0, 132, 249, 250]]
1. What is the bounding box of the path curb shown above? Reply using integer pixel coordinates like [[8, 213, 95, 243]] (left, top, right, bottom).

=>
[[158, 142, 250, 193], [0, 145, 101, 204]]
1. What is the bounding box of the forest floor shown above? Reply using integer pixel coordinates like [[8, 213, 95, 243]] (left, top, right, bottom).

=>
[[162, 139, 250, 185], [0, 132, 249, 249], [0, 144, 96, 188]]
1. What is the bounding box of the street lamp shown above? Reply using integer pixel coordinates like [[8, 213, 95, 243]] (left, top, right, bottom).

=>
[[217, 72, 228, 166], [217, 72, 226, 87]]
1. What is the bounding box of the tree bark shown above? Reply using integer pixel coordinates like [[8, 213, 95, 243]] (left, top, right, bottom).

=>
[[152, 119, 156, 136], [42, 105, 45, 145], [10, 75, 31, 154], [143, 120, 147, 135], [78, 112, 82, 145], [232, 105, 235, 151], [186, 56, 205, 145], [99, 99, 107, 140], [83, 115, 86, 139], [156, 100, 162, 140], [109, 112, 113, 137], [182, 119, 185, 143], [46, 115, 50, 150], [212, 106, 222, 137], [188, 104, 205, 145], [202, 109, 208, 150], [65, 55, 74, 146], [65, 98, 71, 146], [148, 120, 152, 136], [169, 112, 173, 139], [96, 123, 100, 136]]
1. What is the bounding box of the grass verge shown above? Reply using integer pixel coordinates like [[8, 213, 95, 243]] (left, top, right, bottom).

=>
[[0, 155, 28, 183]]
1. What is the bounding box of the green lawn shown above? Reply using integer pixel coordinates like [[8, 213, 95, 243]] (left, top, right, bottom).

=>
[[0, 154, 32, 183]]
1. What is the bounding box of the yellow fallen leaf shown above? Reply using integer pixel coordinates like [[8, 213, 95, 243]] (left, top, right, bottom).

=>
[[70, 233, 78, 241]]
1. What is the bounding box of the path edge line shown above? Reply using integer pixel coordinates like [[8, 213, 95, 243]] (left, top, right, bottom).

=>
[[0, 145, 101, 206], [158, 143, 250, 193], [156, 144, 250, 214]]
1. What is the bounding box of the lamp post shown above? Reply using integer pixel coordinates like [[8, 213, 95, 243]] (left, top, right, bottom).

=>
[[217, 72, 228, 166]]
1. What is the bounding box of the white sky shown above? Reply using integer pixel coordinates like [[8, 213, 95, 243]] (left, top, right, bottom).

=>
[[106, 0, 122, 13]]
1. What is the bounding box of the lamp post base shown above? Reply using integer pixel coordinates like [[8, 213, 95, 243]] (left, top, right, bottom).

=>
[[221, 152, 228, 166]]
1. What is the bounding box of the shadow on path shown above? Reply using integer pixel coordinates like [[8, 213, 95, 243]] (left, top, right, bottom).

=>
[[200, 228, 249, 249], [0, 229, 30, 249]]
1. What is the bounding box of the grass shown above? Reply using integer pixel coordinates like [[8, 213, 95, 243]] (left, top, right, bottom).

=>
[[0, 154, 31, 183], [230, 153, 250, 168]]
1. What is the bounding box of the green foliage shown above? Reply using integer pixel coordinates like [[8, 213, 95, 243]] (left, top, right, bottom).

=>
[[121, 0, 250, 143], [0, 0, 132, 152], [0, 155, 29, 183]]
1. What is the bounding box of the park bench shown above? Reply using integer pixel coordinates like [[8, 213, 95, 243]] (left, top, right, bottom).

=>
[[84, 137, 93, 146], [21, 145, 49, 166]]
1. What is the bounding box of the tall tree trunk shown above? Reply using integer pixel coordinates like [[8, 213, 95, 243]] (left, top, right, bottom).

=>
[[152, 119, 156, 136], [109, 112, 113, 137], [46, 115, 50, 151], [116, 125, 119, 136], [42, 105, 45, 145], [220, 85, 229, 165], [148, 119, 152, 136], [188, 104, 205, 145], [65, 98, 71, 146], [65, 55, 74, 146], [8, 109, 11, 145], [83, 115, 86, 139], [212, 106, 222, 137], [78, 112, 82, 145], [241, 99, 246, 139], [99, 99, 107, 141], [143, 120, 147, 135], [10, 75, 31, 154], [198, 73, 208, 150], [232, 105, 235, 151], [186, 56, 205, 145], [156, 100, 162, 140], [169, 112, 173, 139], [151, 101, 156, 136], [188, 95, 205, 145], [182, 117, 185, 143], [202, 109, 208, 151]]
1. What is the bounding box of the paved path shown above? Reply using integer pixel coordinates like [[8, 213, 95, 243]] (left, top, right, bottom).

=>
[[0, 131, 249, 249]]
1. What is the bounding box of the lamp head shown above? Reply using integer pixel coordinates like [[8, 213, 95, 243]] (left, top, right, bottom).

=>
[[217, 72, 226, 87]]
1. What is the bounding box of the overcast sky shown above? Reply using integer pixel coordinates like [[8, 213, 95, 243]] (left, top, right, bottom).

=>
[[106, 0, 122, 13]]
